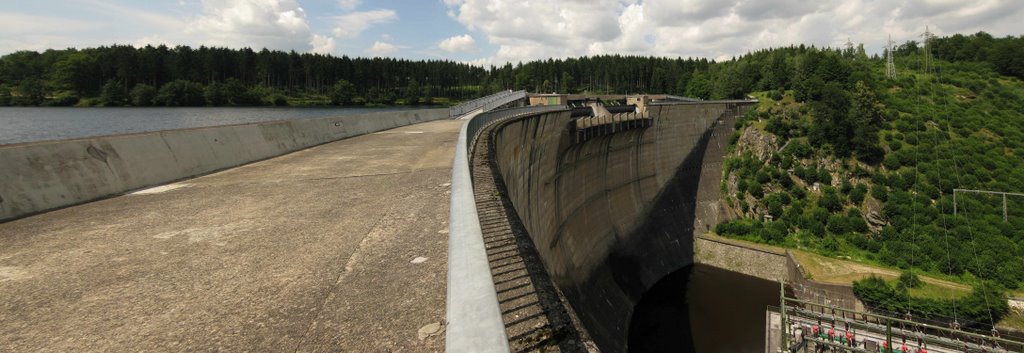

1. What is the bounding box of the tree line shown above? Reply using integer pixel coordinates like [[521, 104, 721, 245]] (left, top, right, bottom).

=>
[[0, 45, 489, 106], [2, 32, 1022, 107]]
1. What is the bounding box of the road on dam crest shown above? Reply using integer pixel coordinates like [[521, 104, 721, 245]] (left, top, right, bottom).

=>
[[0, 119, 462, 351]]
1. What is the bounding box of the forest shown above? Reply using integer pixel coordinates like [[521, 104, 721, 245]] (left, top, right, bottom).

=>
[[710, 32, 1024, 327], [0, 44, 721, 107]]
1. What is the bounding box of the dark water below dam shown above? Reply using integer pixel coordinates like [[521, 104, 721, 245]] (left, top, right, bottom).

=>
[[0, 106, 418, 145], [629, 264, 780, 353]]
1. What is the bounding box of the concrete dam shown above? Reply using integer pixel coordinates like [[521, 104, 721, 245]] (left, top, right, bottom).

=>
[[458, 99, 763, 352]]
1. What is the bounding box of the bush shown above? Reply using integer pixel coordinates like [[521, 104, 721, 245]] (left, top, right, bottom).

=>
[[99, 79, 127, 106], [331, 79, 357, 105], [849, 184, 867, 204], [853, 276, 1009, 326], [756, 169, 772, 184], [268, 94, 289, 106], [760, 221, 787, 244], [790, 184, 807, 200], [821, 235, 841, 252], [749, 181, 764, 198], [46, 92, 80, 106], [827, 214, 850, 234], [766, 197, 784, 219], [871, 185, 888, 202], [204, 82, 228, 106], [817, 168, 833, 184], [155, 80, 206, 106], [846, 208, 869, 233], [131, 84, 157, 106], [716, 219, 761, 237], [898, 271, 921, 288], [819, 187, 844, 212]]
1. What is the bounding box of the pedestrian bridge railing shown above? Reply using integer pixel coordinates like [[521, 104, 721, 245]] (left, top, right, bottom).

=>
[[449, 90, 527, 117], [446, 105, 568, 353]]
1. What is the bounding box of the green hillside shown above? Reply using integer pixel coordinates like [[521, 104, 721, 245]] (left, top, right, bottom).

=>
[[715, 33, 1024, 326]]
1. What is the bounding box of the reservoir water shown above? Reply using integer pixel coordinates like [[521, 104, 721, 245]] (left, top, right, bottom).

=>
[[629, 264, 780, 353], [0, 106, 420, 145]]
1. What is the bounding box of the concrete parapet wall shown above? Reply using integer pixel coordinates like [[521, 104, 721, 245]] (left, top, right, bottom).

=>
[[489, 101, 755, 352], [693, 236, 788, 282], [0, 108, 448, 221]]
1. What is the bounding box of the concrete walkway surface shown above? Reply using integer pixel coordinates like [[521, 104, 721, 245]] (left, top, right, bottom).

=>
[[0, 119, 462, 352]]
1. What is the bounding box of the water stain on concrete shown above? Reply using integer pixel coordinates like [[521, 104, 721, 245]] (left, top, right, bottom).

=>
[[0, 266, 30, 282], [152, 222, 250, 246], [417, 322, 444, 340], [131, 183, 189, 195]]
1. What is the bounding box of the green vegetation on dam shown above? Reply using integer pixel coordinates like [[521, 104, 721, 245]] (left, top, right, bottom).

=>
[[712, 33, 1024, 327]]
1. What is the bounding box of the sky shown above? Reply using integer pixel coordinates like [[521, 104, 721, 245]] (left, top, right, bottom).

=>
[[1, 0, 1022, 66]]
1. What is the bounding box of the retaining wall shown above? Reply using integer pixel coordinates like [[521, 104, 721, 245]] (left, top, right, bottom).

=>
[[0, 108, 449, 221], [489, 101, 755, 352], [693, 236, 789, 282]]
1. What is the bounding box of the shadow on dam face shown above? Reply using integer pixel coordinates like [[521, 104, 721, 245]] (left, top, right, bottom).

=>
[[490, 102, 757, 352], [628, 264, 780, 353]]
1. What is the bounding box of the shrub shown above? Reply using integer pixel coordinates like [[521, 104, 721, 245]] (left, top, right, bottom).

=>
[[131, 84, 157, 106], [760, 221, 787, 244], [871, 185, 888, 202], [155, 80, 206, 106], [849, 184, 868, 204], [46, 92, 80, 106], [716, 219, 761, 237], [819, 187, 844, 212], [898, 271, 921, 288], [99, 79, 127, 106]]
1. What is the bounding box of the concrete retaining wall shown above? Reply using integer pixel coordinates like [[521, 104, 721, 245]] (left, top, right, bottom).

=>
[[693, 236, 789, 282], [489, 101, 754, 352], [0, 108, 449, 221]]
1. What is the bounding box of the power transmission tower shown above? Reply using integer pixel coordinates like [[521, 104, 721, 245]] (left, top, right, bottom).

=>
[[845, 37, 854, 56], [886, 34, 897, 79], [921, 26, 935, 73], [953, 189, 1024, 222]]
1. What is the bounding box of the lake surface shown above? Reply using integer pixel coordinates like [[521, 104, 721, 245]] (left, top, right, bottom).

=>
[[0, 106, 422, 145]]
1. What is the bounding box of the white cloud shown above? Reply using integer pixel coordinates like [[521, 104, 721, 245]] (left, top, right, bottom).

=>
[[439, 34, 477, 52], [446, 0, 1024, 65], [365, 41, 402, 56], [332, 9, 397, 38], [188, 0, 314, 50], [311, 34, 336, 54], [338, 0, 361, 11]]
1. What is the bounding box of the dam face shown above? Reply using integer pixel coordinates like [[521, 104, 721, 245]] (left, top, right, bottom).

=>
[[489, 102, 754, 352]]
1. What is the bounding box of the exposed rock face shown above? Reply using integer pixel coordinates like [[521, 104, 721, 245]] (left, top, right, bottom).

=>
[[736, 127, 779, 163], [864, 196, 887, 231]]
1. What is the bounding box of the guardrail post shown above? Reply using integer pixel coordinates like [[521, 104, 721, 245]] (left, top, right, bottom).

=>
[[780, 283, 787, 353], [885, 318, 892, 353]]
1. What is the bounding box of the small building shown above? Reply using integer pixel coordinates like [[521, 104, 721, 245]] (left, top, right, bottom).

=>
[[529, 93, 567, 106]]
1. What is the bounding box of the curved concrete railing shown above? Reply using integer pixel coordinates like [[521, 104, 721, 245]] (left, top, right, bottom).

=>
[[448, 90, 527, 117], [446, 105, 568, 353], [0, 108, 449, 221]]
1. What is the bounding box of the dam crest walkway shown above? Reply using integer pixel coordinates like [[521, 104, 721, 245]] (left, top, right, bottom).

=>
[[0, 119, 462, 352]]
